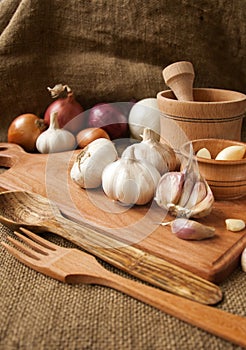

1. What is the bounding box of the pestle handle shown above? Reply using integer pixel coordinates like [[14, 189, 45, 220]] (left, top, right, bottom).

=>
[[163, 61, 195, 101]]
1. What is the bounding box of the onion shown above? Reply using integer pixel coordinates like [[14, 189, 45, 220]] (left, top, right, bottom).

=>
[[8, 113, 47, 152], [76, 127, 110, 148], [44, 84, 85, 135], [128, 98, 160, 140], [87, 103, 128, 140]]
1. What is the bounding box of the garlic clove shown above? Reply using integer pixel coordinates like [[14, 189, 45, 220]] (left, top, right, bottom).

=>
[[196, 148, 211, 159], [189, 181, 214, 218], [215, 145, 246, 161], [225, 219, 245, 232], [241, 248, 246, 272], [185, 180, 207, 209], [171, 218, 215, 240], [155, 171, 185, 209]]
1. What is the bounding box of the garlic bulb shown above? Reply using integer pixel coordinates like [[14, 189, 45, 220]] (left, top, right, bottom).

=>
[[36, 112, 75, 153], [122, 128, 177, 174], [155, 149, 214, 218], [102, 147, 161, 205], [70, 138, 118, 188], [141, 128, 177, 171]]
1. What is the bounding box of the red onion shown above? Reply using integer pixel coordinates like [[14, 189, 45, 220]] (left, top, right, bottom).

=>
[[44, 84, 85, 134], [87, 103, 129, 140]]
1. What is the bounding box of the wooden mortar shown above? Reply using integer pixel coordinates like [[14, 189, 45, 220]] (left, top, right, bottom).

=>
[[157, 61, 246, 149]]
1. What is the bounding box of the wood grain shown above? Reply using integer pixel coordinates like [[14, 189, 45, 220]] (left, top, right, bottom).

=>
[[2, 228, 246, 348], [0, 142, 246, 283]]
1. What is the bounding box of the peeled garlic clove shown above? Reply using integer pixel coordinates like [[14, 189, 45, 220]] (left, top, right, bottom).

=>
[[196, 148, 211, 159], [225, 219, 245, 232], [155, 171, 185, 209], [171, 218, 215, 240], [215, 145, 246, 160], [70, 138, 118, 188], [241, 248, 246, 272]]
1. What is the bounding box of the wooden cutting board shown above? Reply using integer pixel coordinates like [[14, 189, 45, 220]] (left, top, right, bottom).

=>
[[0, 142, 245, 283]]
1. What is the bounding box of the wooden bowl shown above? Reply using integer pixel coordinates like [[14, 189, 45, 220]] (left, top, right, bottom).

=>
[[180, 138, 246, 201], [157, 88, 246, 149]]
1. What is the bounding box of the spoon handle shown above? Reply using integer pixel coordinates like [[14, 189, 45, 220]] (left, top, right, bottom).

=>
[[47, 215, 222, 305]]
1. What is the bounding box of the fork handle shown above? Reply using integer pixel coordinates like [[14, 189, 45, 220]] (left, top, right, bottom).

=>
[[102, 271, 246, 348], [51, 216, 222, 305]]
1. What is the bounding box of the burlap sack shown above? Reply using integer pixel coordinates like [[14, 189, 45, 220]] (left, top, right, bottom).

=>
[[0, 0, 245, 140], [0, 2, 246, 349]]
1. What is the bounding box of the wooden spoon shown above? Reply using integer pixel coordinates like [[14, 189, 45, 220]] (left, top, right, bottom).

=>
[[0, 190, 222, 305]]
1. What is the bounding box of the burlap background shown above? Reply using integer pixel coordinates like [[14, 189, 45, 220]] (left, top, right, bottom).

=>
[[0, 0, 246, 349], [0, 0, 245, 138]]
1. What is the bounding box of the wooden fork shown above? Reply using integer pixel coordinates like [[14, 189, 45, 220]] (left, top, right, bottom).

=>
[[2, 228, 246, 348]]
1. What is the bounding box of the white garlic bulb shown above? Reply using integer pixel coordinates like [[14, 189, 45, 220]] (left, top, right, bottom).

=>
[[122, 128, 177, 174], [102, 148, 161, 205], [70, 138, 118, 188], [36, 112, 76, 153]]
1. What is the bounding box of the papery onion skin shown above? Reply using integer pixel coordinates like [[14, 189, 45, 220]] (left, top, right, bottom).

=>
[[44, 93, 84, 135], [87, 103, 129, 140], [8, 113, 47, 152], [76, 127, 110, 148]]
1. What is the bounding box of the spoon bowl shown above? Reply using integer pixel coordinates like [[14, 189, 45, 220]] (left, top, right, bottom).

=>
[[0, 190, 223, 304], [0, 190, 61, 232]]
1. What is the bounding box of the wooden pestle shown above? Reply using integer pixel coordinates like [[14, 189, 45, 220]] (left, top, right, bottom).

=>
[[162, 61, 195, 101]]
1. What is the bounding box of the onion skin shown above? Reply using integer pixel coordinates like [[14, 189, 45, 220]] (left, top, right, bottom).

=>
[[76, 127, 110, 148], [87, 103, 128, 140], [8, 113, 47, 152], [44, 93, 84, 135]]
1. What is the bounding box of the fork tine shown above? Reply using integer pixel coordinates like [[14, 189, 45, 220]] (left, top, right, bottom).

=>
[[14, 231, 50, 255], [19, 227, 58, 251], [6, 236, 42, 260], [1, 241, 41, 266]]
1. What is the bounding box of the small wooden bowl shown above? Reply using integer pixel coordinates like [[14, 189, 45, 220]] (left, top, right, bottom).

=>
[[180, 138, 246, 201]]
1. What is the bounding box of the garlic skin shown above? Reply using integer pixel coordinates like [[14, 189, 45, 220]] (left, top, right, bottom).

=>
[[241, 248, 246, 272], [171, 218, 215, 240], [122, 128, 177, 174], [36, 112, 75, 153], [155, 151, 214, 218], [70, 138, 118, 188], [102, 149, 161, 205], [141, 128, 177, 171]]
